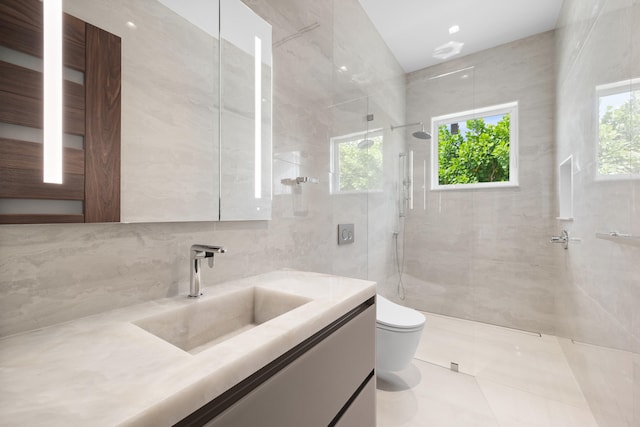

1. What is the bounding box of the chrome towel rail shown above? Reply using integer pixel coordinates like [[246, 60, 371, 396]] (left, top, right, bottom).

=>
[[280, 176, 319, 185], [595, 232, 640, 246]]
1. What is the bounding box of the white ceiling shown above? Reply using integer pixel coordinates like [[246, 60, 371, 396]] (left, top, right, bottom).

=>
[[358, 0, 564, 73]]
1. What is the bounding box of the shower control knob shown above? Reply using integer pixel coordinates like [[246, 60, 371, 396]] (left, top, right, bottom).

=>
[[550, 230, 569, 249]]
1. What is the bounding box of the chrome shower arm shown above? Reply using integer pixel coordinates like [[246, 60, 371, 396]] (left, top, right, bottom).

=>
[[391, 122, 422, 131]]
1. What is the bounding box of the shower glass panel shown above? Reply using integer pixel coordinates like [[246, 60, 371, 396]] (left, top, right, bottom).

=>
[[364, 95, 406, 289], [403, 44, 558, 381], [328, 96, 370, 279], [402, 66, 476, 324], [403, 65, 491, 374], [554, 1, 639, 424]]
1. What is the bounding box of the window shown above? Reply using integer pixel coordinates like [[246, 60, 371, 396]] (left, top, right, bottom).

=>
[[330, 129, 383, 193], [596, 79, 640, 179], [431, 102, 518, 190]]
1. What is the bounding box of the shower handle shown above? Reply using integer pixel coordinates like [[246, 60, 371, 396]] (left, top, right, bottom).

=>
[[550, 229, 569, 250]]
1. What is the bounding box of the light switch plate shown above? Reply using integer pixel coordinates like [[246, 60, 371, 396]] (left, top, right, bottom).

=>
[[337, 224, 355, 245]]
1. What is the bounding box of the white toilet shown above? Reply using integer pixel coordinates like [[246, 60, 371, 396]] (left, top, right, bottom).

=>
[[376, 295, 426, 372]]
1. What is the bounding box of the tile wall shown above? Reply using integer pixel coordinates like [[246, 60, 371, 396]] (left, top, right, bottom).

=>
[[555, 0, 639, 425], [0, 0, 405, 337], [399, 31, 559, 334]]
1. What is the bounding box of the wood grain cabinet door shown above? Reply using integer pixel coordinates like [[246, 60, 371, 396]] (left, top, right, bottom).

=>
[[0, 0, 121, 224]]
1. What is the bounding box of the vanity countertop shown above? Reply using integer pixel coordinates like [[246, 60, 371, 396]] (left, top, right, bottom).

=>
[[0, 270, 375, 426]]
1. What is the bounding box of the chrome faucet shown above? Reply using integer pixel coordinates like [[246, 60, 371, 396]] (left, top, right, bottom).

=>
[[189, 244, 226, 297]]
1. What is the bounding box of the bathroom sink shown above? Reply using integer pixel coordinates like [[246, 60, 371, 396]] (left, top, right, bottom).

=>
[[134, 286, 311, 354]]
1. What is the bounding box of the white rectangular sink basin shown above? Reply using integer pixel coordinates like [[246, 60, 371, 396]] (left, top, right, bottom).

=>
[[134, 286, 311, 354]]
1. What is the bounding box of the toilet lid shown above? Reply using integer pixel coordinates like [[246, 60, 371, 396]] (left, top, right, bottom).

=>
[[376, 295, 425, 329]]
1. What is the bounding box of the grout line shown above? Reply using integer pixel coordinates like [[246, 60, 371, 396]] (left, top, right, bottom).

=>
[[272, 22, 320, 48], [569, 338, 638, 357], [410, 358, 504, 425]]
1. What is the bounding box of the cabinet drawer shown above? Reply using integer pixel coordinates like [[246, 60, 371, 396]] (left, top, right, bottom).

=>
[[335, 374, 376, 427], [204, 304, 375, 427]]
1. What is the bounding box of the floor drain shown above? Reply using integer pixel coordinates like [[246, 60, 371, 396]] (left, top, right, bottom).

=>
[[450, 362, 459, 372]]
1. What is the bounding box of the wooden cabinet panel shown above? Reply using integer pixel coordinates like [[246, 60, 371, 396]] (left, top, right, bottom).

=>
[[0, 139, 84, 175], [84, 24, 121, 223], [0, 139, 85, 208], [0, 61, 86, 136], [0, 0, 120, 223], [0, 1, 86, 71]]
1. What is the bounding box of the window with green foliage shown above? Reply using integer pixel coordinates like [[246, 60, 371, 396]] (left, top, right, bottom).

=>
[[431, 102, 519, 190], [597, 80, 640, 179], [331, 129, 383, 193]]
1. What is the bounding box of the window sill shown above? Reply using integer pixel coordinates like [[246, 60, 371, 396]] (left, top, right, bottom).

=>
[[430, 181, 519, 191]]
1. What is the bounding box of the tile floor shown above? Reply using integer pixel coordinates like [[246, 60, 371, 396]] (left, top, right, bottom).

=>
[[376, 311, 599, 427]]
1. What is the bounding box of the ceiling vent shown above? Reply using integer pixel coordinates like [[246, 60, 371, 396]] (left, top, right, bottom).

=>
[[432, 41, 464, 60]]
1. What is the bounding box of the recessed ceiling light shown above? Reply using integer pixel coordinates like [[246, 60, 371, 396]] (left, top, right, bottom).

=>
[[339, 65, 348, 71], [449, 25, 460, 35], [126, 21, 137, 29]]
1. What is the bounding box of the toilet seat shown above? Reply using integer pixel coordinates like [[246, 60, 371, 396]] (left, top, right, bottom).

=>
[[376, 295, 425, 331]]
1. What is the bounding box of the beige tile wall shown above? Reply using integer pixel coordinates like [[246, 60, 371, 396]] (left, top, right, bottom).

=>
[[0, 0, 406, 337], [555, 0, 640, 354], [399, 31, 559, 334], [556, 0, 639, 425]]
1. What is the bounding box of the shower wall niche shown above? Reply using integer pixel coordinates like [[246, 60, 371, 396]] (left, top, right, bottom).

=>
[[558, 155, 573, 220]]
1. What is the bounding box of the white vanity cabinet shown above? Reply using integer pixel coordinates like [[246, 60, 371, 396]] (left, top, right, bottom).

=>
[[178, 300, 376, 427], [334, 377, 377, 427], [0, 271, 376, 426]]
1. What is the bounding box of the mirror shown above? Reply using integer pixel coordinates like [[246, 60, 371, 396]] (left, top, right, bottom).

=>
[[2, 0, 271, 223], [62, 0, 220, 223], [128, 0, 221, 222], [220, 0, 273, 221], [115, 0, 273, 222], [120, 0, 272, 222]]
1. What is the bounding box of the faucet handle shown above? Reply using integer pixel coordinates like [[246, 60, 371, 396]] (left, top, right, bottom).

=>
[[191, 244, 226, 267], [189, 244, 226, 298], [191, 244, 226, 257]]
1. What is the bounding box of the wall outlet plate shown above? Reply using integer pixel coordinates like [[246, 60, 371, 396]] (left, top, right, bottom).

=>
[[337, 224, 355, 245]]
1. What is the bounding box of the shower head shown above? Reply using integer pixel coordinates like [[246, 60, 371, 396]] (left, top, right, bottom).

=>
[[412, 124, 431, 140], [391, 122, 431, 140], [357, 139, 375, 149]]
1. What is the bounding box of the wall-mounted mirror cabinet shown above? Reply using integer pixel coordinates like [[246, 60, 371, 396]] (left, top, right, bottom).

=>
[[220, 0, 272, 221], [0, 0, 272, 223]]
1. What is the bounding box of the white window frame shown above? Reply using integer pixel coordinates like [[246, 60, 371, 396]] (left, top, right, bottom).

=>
[[430, 101, 519, 190], [330, 128, 384, 194], [595, 78, 640, 181]]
